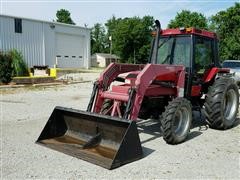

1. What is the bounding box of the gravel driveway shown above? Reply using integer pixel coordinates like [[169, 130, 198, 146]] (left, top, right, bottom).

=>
[[1, 74, 240, 179]]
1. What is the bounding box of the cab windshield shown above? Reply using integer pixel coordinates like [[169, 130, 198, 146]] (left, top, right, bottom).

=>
[[157, 36, 191, 67]]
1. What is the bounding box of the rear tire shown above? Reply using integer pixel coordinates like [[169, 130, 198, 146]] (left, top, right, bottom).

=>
[[204, 77, 239, 129], [162, 98, 192, 144]]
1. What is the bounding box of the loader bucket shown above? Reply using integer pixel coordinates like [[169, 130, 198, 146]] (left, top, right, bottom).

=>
[[36, 106, 143, 169]]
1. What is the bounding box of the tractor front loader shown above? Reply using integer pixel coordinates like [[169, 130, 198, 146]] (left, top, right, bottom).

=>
[[36, 20, 239, 169]]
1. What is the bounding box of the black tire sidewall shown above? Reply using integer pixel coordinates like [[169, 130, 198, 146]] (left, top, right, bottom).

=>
[[172, 100, 192, 142], [219, 83, 239, 127], [162, 98, 192, 144], [205, 77, 239, 129], [100, 99, 113, 115]]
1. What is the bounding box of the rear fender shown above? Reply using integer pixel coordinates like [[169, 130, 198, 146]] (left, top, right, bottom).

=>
[[203, 67, 230, 83]]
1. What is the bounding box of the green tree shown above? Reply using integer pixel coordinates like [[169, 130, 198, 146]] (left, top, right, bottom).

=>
[[106, 16, 154, 63], [168, 10, 208, 29], [10, 49, 28, 77], [56, 9, 75, 25], [210, 3, 240, 60], [105, 16, 121, 55], [105, 15, 121, 37], [0, 52, 13, 84], [91, 23, 108, 54]]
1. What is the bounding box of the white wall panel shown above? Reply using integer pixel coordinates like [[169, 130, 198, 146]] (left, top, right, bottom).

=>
[[0, 16, 44, 67], [0, 15, 91, 68]]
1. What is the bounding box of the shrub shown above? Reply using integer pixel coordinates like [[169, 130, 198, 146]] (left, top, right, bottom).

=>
[[0, 51, 13, 84], [10, 49, 29, 76]]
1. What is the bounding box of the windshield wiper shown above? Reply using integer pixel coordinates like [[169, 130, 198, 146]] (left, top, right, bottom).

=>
[[158, 36, 171, 49], [162, 54, 171, 64]]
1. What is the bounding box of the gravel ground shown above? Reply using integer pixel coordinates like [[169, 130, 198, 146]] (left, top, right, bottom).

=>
[[1, 73, 240, 179]]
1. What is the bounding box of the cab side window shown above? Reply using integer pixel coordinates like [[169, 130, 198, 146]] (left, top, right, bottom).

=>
[[194, 37, 214, 73]]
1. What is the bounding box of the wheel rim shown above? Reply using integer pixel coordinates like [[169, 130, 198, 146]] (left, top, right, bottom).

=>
[[223, 89, 238, 122], [173, 107, 190, 137]]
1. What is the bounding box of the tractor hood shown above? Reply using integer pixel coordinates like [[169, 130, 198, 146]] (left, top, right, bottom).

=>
[[116, 64, 185, 84]]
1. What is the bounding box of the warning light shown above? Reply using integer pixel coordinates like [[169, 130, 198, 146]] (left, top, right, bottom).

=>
[[186, 28, 192, 32]]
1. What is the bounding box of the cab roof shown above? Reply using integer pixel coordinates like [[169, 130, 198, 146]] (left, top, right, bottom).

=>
[[160, 28, 217, 39]]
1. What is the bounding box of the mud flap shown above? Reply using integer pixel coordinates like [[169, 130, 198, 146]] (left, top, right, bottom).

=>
[[36, 106, 143, 169]]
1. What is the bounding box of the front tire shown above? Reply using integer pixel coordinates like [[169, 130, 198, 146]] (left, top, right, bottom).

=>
[[204, 77, 239, 129], [162, 98, 192, 144], [100, 99, 113, 115]]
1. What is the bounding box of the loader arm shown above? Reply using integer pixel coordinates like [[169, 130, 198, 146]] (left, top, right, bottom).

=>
[[98, 63, 145, 90], [90, 63, 145, 113], [90, 63, 186, 120], [130, 64, 185, 120]]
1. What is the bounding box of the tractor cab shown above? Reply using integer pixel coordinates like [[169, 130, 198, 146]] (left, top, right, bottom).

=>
[[150, 24, 225, 96], [151, 26, 219, 70]]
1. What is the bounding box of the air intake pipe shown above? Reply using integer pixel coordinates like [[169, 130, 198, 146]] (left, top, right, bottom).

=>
[[150, 20, 161, 64]]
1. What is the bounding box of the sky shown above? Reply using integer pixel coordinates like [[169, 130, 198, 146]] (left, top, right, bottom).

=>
[[0, 0, 238, 28]]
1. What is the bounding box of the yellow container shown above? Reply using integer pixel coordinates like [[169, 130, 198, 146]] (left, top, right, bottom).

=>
[[50, 68, 57, 78]]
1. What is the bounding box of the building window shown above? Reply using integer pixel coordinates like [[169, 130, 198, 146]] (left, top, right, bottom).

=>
[[14, 18, 22, 33]]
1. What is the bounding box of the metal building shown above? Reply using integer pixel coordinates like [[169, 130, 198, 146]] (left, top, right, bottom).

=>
[[0, 14, 91, 68]]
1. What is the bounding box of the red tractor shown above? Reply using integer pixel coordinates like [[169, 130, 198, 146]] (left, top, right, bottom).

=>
[[37, 20, 239, 169]]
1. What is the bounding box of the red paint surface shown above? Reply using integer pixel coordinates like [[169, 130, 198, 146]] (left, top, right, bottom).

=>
[[203, 67, 230, 83], [161, 28, 217, 39], [191, 85, 202, 96], [92, 63, 185, 121]]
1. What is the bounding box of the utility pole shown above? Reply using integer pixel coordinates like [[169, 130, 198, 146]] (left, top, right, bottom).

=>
[[109, 35, 113, 64], [134, 48, 136, 64], [109, 35, 112, 55]]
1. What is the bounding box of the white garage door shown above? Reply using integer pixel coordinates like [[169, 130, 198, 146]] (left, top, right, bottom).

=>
[[55, 33, 84, 68]]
